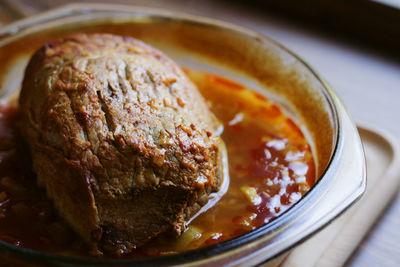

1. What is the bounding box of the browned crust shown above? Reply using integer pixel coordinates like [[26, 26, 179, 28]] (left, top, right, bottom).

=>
[[18, 33, 224, 254]]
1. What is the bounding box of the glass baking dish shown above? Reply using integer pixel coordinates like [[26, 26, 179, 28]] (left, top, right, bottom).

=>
[[0, 4, 366, 266]]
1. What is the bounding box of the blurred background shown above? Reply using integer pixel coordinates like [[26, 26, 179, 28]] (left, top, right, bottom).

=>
[[0, 0, 399, 266]]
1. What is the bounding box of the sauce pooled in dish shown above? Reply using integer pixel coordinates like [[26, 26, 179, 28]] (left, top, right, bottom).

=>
[[0, 34, 314, 257]]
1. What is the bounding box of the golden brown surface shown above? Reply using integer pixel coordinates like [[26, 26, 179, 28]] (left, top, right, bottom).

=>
[[18, 33, 224, 254]]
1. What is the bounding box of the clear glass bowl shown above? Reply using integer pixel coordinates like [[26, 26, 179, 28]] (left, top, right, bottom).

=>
[[0, 4, 366, 266]]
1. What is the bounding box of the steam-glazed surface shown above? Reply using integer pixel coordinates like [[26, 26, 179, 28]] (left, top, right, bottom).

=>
[[18, 34, 224, 254]]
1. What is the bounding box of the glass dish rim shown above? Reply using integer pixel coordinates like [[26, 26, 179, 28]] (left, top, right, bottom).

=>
[[0, 3, 345, 265]]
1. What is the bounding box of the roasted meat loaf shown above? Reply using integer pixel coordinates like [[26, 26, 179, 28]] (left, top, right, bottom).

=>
[[19, 33, 226, 254]]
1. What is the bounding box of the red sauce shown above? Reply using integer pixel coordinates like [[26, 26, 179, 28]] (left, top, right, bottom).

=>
[[0, 70, 315, 257]]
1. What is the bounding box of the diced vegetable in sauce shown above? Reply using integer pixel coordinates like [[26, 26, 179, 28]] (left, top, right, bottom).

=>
[[241, 186, 262, 205]]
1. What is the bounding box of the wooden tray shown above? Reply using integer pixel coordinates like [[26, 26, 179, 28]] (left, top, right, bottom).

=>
[[282, 124, 400, 267]]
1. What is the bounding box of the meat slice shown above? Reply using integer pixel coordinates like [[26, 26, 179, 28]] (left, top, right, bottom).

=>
[[18, 33, 227, 254]]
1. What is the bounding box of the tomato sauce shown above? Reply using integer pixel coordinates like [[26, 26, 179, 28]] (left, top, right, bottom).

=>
[[0, 70, 315, 257]]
